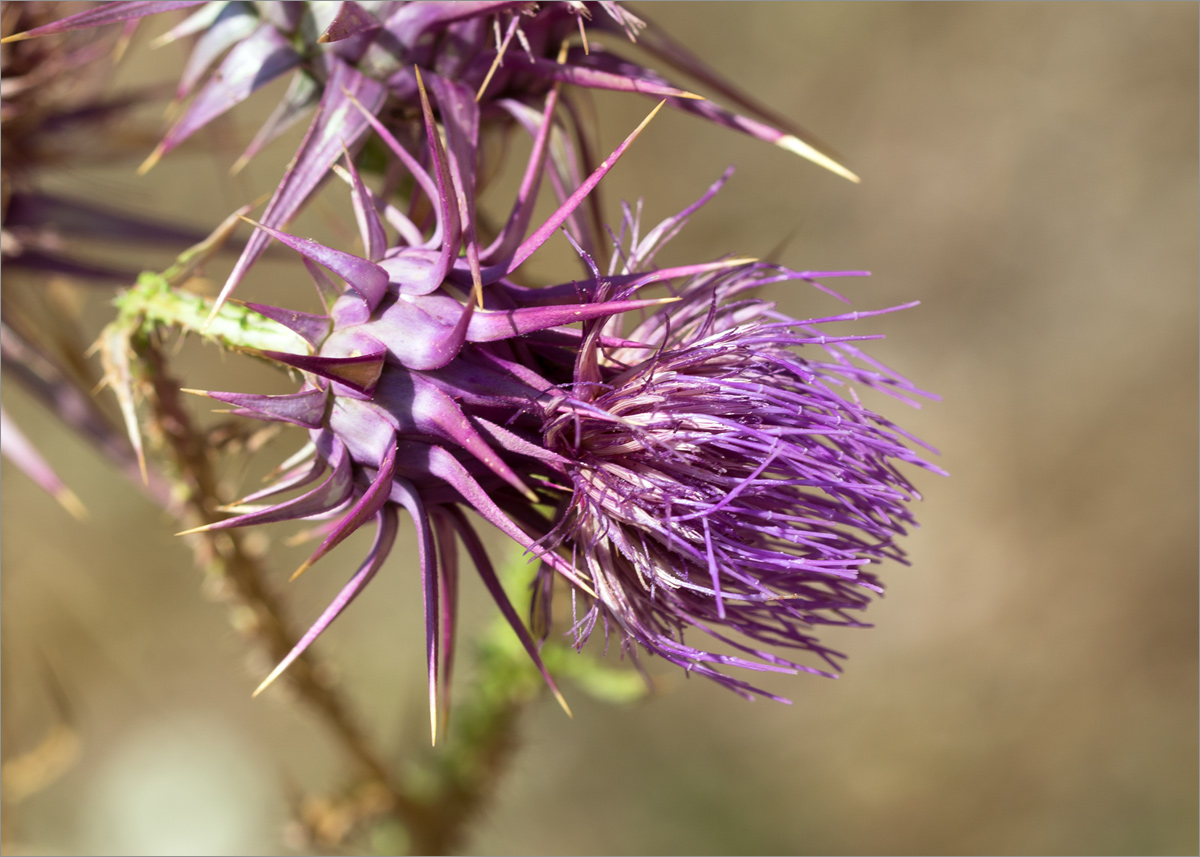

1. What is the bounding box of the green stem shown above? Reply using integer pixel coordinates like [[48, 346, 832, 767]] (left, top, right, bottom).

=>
[[115, 272, 308, 355]]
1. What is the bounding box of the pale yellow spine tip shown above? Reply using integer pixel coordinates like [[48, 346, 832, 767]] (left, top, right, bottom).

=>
[[56, 489, 88, 522], [552, 688, 574, 719], [252, 663, 288, 697], [137, 145, 165, 176], [175, 523, 216, 537], [640, 99, 667, 129], [200, 305, 220, 333], [777, 134, 861, 183], [136, 449, 149, 487], [0, 32, 31, 44], [288, 559, 313, 583]]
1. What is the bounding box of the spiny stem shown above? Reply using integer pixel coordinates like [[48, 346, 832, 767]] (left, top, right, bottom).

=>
[[116, 272, 308, 355], [0, 321, 169, 506]]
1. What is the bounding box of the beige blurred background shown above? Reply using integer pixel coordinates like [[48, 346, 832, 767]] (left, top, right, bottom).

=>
[[2, 3, 1196, 854]]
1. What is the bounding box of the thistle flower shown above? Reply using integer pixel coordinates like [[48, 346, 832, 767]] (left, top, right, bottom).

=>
[[171, 66, 937, 734], [5, 1, 859, 313], [535, 248, 944, 700]]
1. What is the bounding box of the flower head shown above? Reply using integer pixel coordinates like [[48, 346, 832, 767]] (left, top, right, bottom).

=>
[[176, 69, 938, 730], [5, 1, 859, 312], [536, 256, 942, 699]]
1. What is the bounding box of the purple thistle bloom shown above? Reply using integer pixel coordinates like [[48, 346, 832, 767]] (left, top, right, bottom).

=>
[[179, 75, 938, 731], [535, 251, 943, 700], [5, 1, 859, 314]]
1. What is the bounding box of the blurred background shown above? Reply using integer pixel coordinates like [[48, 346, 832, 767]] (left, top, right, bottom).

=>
[[2, 2, 1196, 854]]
